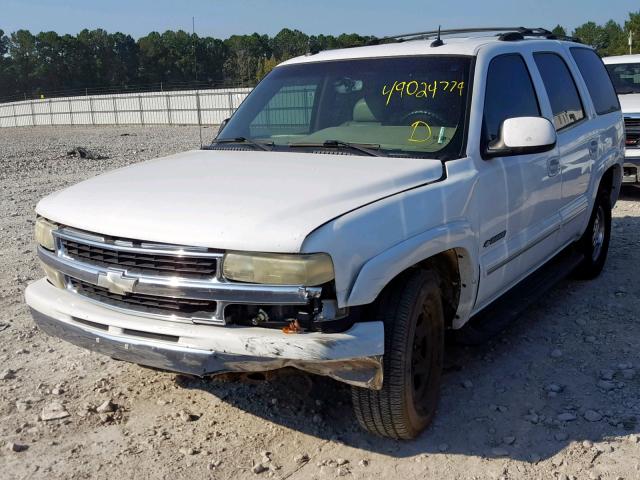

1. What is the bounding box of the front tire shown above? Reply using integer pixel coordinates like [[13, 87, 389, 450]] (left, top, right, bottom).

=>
[[575, 190, 611, 279], [351, 270, 444, 439]]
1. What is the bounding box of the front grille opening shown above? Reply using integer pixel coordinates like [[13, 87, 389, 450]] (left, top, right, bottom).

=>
[[226, 304, 300, 328], [624, 166, 638, 177], [60, 238, 219, 280], [122, 328, 179, 343], [69, 278, 217, 320], [72, 317, 109, 331], [225, 304, 355, 333]]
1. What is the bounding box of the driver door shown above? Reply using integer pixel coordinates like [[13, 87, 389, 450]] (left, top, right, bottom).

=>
[[474, 53, 563, 311]]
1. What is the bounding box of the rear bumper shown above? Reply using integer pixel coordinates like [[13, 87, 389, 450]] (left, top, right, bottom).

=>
[[25, 279, 384, 389]]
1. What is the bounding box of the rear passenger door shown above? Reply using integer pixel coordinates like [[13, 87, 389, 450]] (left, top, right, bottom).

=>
[[532, 51, 594, 243], [569, 47, 623, 202]]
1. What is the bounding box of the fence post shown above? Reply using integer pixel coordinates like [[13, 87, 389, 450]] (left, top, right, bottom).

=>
[[89, 96, 95, 125], [68, 99, 74, 125], [113, 97, 118, 125], [196, 91, 203, 146], [12, 103, 17, 128], [138, 95, 144, 125], [48, 99, 53, 126], [227, 92, 234, 118], [166, 94, 172, 125], [29, 101, 36, 127]]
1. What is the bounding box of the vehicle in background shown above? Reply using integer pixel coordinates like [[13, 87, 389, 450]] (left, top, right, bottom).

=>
[[604, 55, 640, 185]]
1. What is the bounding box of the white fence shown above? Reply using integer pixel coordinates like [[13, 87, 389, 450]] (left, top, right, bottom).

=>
[[0, 87, 253, 128]]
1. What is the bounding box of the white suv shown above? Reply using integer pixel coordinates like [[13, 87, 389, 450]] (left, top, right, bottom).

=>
[[603, 54, 640, 184], [26, 27, 623, 439]]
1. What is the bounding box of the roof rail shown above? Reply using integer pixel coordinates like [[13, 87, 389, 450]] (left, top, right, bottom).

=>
[[367, 27, 581, 46]]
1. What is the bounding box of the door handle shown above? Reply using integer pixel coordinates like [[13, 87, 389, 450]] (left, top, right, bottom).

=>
[[548, 157, 560, 177]]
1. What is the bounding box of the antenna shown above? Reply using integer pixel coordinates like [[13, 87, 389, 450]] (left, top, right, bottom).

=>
[[430, 25, 444, 47]]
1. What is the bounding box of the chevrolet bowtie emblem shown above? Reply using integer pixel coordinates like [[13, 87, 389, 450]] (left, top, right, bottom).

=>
[[97, 270, 138, 295]]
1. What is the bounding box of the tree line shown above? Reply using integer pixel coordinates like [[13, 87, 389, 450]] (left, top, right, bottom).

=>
[[0, 12, 639, 101], [552, 11, 640, 57], [0, 28, 373, 101]]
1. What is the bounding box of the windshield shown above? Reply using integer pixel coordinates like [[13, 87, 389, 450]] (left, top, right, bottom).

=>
[[605, 63, 640, 94], [217, 56, 472, 159]]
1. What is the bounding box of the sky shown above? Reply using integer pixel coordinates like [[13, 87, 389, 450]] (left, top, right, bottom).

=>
[[1, 0, 639, 39]]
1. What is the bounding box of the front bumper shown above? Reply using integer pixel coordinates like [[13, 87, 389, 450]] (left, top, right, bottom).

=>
[[623, 150, 640, 184], [25, 279, 384, 389]]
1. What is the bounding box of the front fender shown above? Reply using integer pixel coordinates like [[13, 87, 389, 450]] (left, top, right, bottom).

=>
[[347, 220, 479, 327]]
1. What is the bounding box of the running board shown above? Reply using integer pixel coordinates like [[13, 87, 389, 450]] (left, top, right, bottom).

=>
[[454, 248, 584, 345]]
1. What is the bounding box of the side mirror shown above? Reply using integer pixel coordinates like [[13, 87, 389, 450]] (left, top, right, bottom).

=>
[[485, 117, 556, 158], [216, 118, 230, 138]]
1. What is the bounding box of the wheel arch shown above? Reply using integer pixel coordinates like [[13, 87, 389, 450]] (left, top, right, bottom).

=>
[[592, 152, 622, 209], [346, 221, 479, 329], [599, 163, 621, 206]]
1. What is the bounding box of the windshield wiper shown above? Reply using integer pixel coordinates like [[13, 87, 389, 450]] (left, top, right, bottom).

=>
[[289, 140, 387, 157], [206, 137, 274, 151]]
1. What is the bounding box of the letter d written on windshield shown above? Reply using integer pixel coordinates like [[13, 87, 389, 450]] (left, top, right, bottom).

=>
[[408, 121, 433, 143]]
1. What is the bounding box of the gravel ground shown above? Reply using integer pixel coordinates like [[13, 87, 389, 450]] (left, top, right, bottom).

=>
[[1, 125, 639, 480]]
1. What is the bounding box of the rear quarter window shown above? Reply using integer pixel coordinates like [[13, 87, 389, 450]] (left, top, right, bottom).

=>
[[570, 48, 620, 115]]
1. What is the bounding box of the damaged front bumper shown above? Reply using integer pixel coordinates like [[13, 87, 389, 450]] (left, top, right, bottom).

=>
[[25, 279, 384, 389]]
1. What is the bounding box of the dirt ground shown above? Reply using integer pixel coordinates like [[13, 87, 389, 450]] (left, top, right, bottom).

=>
[[0, 126, 639, 480]]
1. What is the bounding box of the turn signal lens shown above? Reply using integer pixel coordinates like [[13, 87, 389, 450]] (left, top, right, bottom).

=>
[[223, 252, 334, 286], [35, 217, 58, 251], [42, 263, 65, 289]]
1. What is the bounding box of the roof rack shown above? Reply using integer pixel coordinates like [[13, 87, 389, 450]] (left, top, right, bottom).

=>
[[367, 27, 581, 46]]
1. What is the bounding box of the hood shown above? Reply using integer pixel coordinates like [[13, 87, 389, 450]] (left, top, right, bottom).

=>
[[37, 149, 444, 252], [618, 94, 640, 114]]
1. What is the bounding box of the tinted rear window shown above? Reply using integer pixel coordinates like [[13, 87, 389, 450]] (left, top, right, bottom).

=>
[[571, 48, 620, 115], [534, 53, 585, 130]]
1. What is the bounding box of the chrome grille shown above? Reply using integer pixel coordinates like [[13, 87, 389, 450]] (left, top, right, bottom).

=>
[[624, 117, 640, 147], [60, 237, 218, 279], [39, 227, 320, 326], [69, 278, 218, 321]]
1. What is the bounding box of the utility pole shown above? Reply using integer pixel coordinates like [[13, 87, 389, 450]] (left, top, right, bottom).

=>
[[629, 30, 633, 55], [192, 16, 197, 81]]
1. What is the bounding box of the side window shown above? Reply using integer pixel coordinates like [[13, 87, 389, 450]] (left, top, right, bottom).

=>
[[482, 54, 540, 149], [570, 48, 620, 115], [534, 53, 585, 130], [250, 84, 317, 137]]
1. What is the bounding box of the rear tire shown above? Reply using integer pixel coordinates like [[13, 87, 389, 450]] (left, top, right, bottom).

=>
[[351, 269, 444, 439], [574, 190, 611, 279]]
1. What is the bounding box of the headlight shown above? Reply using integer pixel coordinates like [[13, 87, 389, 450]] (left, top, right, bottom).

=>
[[223, 252, 334, 285], [35, 217, 58, 251]]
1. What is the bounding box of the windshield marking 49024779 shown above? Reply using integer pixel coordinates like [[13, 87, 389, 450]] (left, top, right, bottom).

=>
[[381, 79, 465, 105]]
